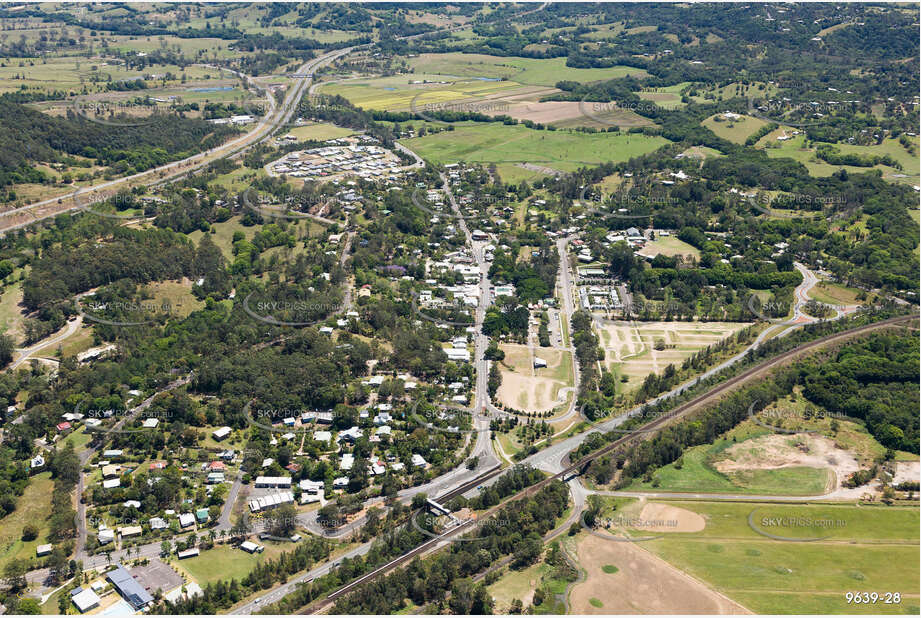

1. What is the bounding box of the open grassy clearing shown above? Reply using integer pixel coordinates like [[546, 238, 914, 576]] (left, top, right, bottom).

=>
[[285, 122, 355, 142], [406, 53, 650, 87], [400, 122, 669, 171], [759, 134, 920, 185], [636, 82, 692, 109], [493, 163, 549, 185], [689, 81, 779, 104], [486, 561, 550, 612], [624, 400, 913, 496], [635, 235, 701, 260], [187, 216, 255, 261], [702, 113, 770, 144], [642, 501, 920, 614], [176, 542, 286, 586], [807, 281, 864, 306], [144, 279, 207, 319], [0, 279, 26, 344], [680, 145, 725, 160], [568, 529, 745, 614], [319, 73, 530, 111], [0, 472, 54, 573]]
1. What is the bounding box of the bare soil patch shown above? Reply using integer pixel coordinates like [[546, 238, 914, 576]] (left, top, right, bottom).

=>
[[714, 432, 861, 497], [570, 534, 748, 614], [637, 502, 706, 533]]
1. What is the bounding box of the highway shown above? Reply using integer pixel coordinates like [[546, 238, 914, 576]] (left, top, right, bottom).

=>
[[0, 46, 355, 235]]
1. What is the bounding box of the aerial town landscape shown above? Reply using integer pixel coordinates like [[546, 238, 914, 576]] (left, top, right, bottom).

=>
[[0, 1, 916, 616]]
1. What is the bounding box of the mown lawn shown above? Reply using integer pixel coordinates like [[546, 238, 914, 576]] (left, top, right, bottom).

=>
[[645, 501, 919, 614]]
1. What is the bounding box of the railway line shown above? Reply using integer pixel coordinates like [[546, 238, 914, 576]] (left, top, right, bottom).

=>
[[297, 312, 916, 614]]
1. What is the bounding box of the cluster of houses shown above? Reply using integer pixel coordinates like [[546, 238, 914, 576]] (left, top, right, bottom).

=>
[[269, 138, 405, 181]]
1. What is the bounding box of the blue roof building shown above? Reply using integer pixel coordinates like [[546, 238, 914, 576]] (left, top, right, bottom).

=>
[[106, 565, 153, 609]]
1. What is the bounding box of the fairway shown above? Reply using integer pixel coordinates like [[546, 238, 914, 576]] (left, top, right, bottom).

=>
[[400, 123, 669, 171], [759, 133, 920, 185], [642, 501, 920, 614]]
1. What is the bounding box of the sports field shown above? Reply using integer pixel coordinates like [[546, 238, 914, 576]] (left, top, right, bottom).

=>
[[400, 123, 669, 172]]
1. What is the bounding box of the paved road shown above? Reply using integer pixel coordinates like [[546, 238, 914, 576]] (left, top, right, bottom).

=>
[[9, 315, 83, 370], [0, 47, 354, 235], [74, 373, 194, 560], [509, 262, 863, 478]]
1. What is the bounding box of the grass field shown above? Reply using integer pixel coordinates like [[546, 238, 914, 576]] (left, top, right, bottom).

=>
[[493, 163, 550, 184], [643, 501, 920, 614], [319, 73, 529, 111], [636, 236, 701, 260], [0, 472, 53, 573], [400, 123, 669, 171], [176, 542, 288, 586], [145, 280, 206, 319], [807, 281, 864, 306], [406, 53, 650, 87], [624, 434, 832, 495], [702, 113, 770, 144], [188, 216, 254, 261], [0, 280, 25, 344], [759, 134, 920, 185], [624, 403, 910, 495], [637, 82, 692, 110], [486, 562, 551, 612], [286, 122, 355, 142]]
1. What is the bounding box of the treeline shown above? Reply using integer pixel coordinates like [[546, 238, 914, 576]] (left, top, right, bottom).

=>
[[255, 467, 547, 614], [570, 310, 600, 394], [815, 144, 902, 169], [22, 226, 205, 310], [330, 479, 570, 614], [570, 308, 915, 482], [0, 100, 238, 188], [800, 333, 918, 452]]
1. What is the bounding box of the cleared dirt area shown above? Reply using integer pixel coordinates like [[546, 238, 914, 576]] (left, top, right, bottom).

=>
[[637, 502, 706, 533], [893, 461, 920, 485], [714, 432, 860, 497], [570, 534, 749, 614], [486, 99, 656, 129], [496, 344, 572, 413], [597, 320, 749, 389]]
